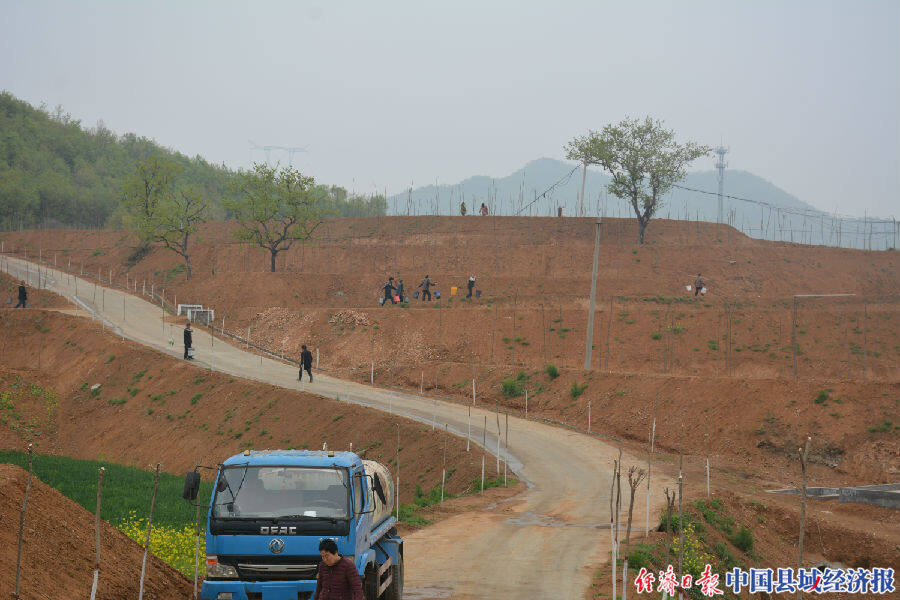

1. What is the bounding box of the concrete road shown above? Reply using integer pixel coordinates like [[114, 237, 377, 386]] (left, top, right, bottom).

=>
[[2, 255, 671, 599]]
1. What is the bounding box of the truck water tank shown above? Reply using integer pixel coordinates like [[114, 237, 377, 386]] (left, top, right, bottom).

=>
[[362, 460, 395, 525]]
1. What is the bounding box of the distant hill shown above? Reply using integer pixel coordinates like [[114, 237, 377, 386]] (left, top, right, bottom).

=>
[[387, 158, 897, 249], [0, 91, 237, 231]]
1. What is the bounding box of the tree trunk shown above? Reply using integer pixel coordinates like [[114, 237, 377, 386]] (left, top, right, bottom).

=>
[[637, 219, 648, 245], [270, 249, 277, 273], [185, 254, 192, 280]]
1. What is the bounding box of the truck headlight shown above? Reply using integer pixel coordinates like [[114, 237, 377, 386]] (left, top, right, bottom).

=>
[[206, 555, 238, 579]]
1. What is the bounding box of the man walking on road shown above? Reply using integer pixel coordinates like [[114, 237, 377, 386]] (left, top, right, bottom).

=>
[[466, 275, 476, 299], [14, 281, 27, 308], [418, 274, 436, 301], [694, 273, 705, 296], [184, 321, 193, 360], [300, 344, 313, 382]]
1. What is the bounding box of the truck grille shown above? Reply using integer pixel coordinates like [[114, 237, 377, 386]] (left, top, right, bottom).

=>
[[221, 556, 320, 581]]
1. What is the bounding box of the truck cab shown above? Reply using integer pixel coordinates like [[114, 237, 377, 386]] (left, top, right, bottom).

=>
[[186, 449, 402, 600]]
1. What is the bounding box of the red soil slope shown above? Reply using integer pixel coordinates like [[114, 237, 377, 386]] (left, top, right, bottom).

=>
[[0, 309, 481, 504], [0, 464, 191, 600], [3, 218, 894, 486]]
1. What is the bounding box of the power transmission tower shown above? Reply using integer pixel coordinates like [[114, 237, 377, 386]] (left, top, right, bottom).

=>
[[715, 145, 729, 224], [248, 141, 309, 166]]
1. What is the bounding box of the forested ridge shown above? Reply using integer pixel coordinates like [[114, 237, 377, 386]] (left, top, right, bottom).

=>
[[0, 92, 386, 231], [0, 91, 237, 230]]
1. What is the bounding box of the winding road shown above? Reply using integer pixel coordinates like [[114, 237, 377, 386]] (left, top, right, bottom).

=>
[[3, 254, 670, 599]]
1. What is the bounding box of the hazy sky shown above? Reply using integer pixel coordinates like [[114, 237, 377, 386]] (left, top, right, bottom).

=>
[[2, 1, 898, 216]]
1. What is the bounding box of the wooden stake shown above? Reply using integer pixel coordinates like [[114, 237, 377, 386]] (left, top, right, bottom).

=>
[[138, 463, 161, 600], [797, 437, 811, 600], [14, 443, 34, 600], [90, 467, 106, 600]]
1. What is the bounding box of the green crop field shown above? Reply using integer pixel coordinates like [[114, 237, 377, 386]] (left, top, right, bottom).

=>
[[2, 451, 214, 575], [0, 451, 212, 529]]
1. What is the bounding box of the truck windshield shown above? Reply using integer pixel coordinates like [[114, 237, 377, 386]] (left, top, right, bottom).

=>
[[213, 466, 350, 520]]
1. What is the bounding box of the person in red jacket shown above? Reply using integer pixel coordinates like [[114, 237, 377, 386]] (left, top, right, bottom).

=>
[[313, 538, 363, 600]]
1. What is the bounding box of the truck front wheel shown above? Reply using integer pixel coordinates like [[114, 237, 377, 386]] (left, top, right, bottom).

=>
[[386, 552, 403, 600]]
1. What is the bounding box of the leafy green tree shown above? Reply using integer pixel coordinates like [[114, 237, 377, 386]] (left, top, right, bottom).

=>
[[122, 155, 179, 257], [225, 163, 327, 272], [593, 117, 709, 244], [565, 131, 606, 217], [150, 187, 208, 279]]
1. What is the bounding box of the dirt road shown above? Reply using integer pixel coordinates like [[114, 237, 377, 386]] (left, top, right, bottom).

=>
[[3, 255, 670, 599]]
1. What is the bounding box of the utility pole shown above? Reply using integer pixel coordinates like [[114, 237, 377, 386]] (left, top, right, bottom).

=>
[[584, 220, 602, 370], [715, 145, 729, 224]]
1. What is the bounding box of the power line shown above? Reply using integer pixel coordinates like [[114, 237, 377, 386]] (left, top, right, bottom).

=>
[[672, 183, 894, 224], [515, 165, 579, 215]]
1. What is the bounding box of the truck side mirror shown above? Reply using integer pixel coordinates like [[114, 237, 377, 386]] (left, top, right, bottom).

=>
[[183, 470, 201, 502]]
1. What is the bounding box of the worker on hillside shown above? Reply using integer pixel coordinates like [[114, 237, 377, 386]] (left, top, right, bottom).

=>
[[381, 277, 397, 306], [183, 321, 193, 360], [15, 281, 27, 308], [460, 201, 467, 216], [300, 344, 313, 382], [466, 275, 476, 299], [313, 538, 363, 600], [396, 279, 405, 302], [418, 274, 436, 301], [480, 203, 488, 216], [694, 273, 705, 296]]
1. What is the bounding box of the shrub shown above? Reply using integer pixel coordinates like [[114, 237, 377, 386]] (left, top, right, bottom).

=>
[[713, 541, 738, 570], [501, 376, 524, 398], [651, 332, 663, 340], [107, 397, 127, 405], [814, 390, 829, 404], [569, 381, 588, 399], [628, 543, 656, 571], [731, 526, 754, 553], [544, 364, 559, 379]]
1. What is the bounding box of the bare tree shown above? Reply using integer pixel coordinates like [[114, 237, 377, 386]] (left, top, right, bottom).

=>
[[622, 466, 647, 600]]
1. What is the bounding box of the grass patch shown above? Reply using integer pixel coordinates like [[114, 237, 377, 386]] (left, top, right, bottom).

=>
[[569, 381, 588, 399], [731, 526, 754, 553], [544, 363, 559, 379], [501, 372, 529, 398]]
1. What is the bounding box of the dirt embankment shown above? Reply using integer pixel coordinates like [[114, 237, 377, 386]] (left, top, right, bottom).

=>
[[0, 309, 481, 504], [0, 464, 191, 600], [1, 218, 897, 500], [590, 487, 900, 600], [0, 270, 71, 310]]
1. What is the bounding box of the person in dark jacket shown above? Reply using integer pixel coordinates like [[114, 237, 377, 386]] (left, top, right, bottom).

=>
[[300, 344, 313, 382], [313, 538, 363, 600], [14, 281, 27, 308], [183, 322, 193, 360], [418, 274, 436, 301], [396, 279, 405, 301], [466, 275, 476, 299], [381, 277, 397, 306], [694, 273, 704, 296]]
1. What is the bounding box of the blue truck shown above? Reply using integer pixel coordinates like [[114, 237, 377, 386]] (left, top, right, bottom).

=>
[[183, 449, 403, 600]]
